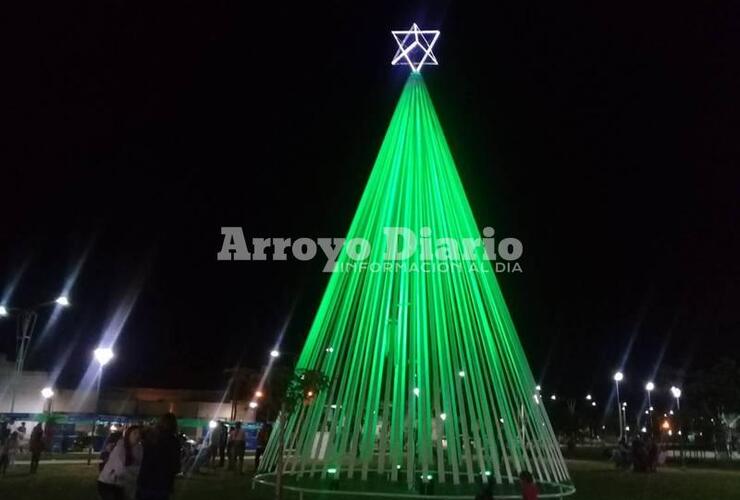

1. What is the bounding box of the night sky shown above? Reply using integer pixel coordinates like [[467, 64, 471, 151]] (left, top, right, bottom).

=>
[[3, 2, 739, 406]]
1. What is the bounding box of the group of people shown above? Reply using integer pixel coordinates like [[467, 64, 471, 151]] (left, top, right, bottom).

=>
[[475, 470, 539, 500], [200, 420, 270, 474], [97, 413, 181, 500], [0, 421, 44, 475], [612, 434, 663, 472]]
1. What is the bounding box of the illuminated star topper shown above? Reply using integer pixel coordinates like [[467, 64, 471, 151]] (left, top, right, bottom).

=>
[[391, 23, 440, 72]]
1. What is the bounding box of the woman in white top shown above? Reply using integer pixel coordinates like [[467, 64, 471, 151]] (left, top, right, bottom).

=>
[[98, 425, 143, 500]]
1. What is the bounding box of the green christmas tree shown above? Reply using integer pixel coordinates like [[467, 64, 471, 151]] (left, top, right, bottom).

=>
[[258, 70, 573, 497]]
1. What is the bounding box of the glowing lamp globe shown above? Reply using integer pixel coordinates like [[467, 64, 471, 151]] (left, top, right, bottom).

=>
[[55, 296, 70, 307], [94, 347, 114, 366], [41, 387, 54, 399], [613, 371, 624, 382]]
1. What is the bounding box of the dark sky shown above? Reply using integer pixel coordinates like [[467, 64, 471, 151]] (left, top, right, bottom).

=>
[[3, 2, 739, 405]]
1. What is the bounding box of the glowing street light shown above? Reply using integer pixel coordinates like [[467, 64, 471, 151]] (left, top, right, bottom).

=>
[[88, 346, 114, 465], [645, 381, 655, 433], [249, 401, 258, 409], [255, 390, 264, 398], [613, 371, 624, 440], [0, 305, 7, 316], [585, 394, 592, 400], [94, 347, 115, 366], [55, 295, 71, 307], [550, 394, 557, 401], [270, 349, 280, 358], [670, 386, 682, 408], [208, 420, 218, 429], [591, 401, 597, 407], [41, 386, 54, 414]]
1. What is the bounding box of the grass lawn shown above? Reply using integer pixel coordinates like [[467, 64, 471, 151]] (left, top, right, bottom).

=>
[[0, 458, 738, 499]]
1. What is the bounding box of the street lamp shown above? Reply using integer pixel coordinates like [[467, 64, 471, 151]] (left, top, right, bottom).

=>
[[41, 387, 55, 413], [1, 295, 71, 412], [55, 295, 71, 307], [94, 347, 114, 367], [670, 386, 682, 409], [670, 386, 683, 466], [645, 382, 655, 433], [270, 349, 280, 358], [88, 347, 114, 465], [613, 371, 624, 440]]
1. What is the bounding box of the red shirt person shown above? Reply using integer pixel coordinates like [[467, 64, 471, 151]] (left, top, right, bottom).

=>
[[519, 470, 539, 500]]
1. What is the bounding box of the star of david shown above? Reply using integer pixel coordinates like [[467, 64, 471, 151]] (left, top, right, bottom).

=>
[[391, 23, 440, 72]]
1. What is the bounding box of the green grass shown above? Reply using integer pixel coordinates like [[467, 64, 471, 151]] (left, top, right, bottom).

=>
[[0, 459, 739, 499]]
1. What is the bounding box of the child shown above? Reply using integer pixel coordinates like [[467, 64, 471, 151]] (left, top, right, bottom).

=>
[[520, 470, 538, 500]]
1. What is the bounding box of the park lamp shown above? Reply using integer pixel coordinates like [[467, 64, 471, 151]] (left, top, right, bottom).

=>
[[0, 305, 8, 316], [585, 394, 592, 400], [613, 371, 624, 382], [41, 387, 54, 399], [670, 386, 682, 399], [270, 349, 280, 358], [249, 401, 258, 409], [55, 295, 71, 307], [208, 420, 218, 429], [645, 382, 655, 392], [94, 347, 115, 366]]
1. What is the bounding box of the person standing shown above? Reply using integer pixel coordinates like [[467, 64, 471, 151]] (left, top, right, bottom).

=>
[[15, 423, 26, 453], [136, 413, 181, 500], [520, 471, 538, 500], [217, 422, 227, 467], [98, 426, 143, 500], [254, 423, 271, 471], [208, 422, 221, 468], [227, 422, 246, 473], [0, 432, 19, 475], [234, 422, 246, 473], [29, 423, 44, 474]]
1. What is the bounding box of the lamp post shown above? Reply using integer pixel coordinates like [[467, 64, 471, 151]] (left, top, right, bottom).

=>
[[645, 382, 655, 433], [670, 386, 683, 467], [613, 371, 624, 440], [0, 296, 70, 413], [41, 387, 55, 414], [87, 347, 114, 465]]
